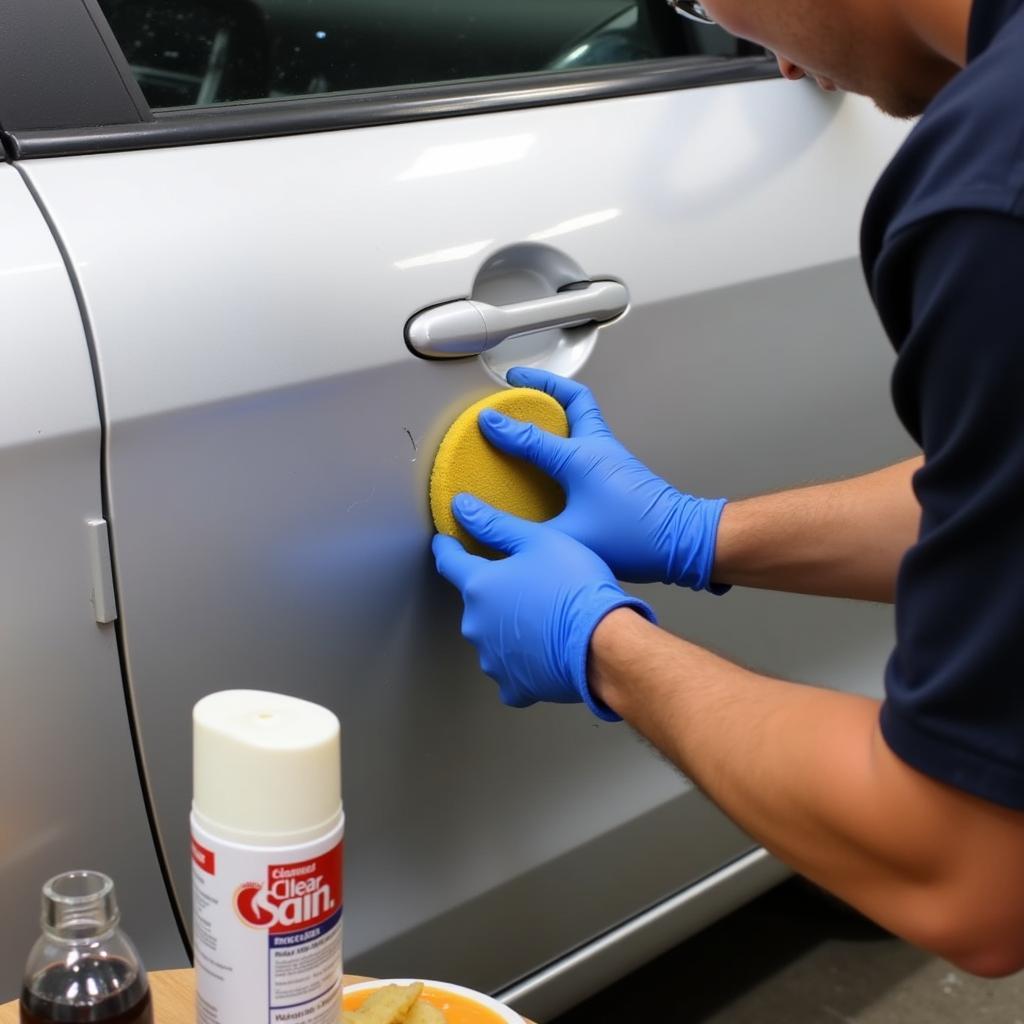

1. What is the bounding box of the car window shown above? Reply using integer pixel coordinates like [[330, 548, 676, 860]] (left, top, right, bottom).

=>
[[96, 0, 762, 110]]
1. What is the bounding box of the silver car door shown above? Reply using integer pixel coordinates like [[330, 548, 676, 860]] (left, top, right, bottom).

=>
[[0, 162, 185, 999]]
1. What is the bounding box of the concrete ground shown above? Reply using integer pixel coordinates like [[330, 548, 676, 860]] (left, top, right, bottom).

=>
[[551, 879, 1024, 1023]]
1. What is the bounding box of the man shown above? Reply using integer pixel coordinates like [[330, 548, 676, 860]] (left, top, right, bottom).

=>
[[433, 0, 1024, 976]]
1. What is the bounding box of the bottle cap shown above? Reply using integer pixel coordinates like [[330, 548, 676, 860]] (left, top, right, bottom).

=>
[[193, 690, 341, 845]]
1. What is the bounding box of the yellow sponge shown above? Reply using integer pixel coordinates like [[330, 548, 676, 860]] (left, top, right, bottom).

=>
[[430, 388, 569, 557]]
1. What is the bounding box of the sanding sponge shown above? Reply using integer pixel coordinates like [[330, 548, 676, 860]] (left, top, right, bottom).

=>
[[430, 388, 569, 557]]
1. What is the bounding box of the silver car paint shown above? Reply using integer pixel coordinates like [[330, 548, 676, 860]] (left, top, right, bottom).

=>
[[0, 164, 185, 999], [499, 848, 789, 1018], [21, 79, 913, 1015]]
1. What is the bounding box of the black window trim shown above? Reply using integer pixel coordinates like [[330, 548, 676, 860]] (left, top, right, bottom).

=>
[[0, 0, 779, 160]]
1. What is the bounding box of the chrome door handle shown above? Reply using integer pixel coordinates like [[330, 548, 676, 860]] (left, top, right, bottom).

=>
[[405, 279, 629, 359]]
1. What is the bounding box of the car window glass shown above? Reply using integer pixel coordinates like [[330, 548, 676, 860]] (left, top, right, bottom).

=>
[[96, 0, 763, 110]]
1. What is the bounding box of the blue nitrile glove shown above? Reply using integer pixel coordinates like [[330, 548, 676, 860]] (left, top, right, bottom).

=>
[[480, 367, 729, 593], [432, 494, 656, 721]]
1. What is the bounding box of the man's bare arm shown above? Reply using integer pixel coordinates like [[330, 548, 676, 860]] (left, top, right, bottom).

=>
[[590, 607, 1024, 977], [713, 457, 923, 602]]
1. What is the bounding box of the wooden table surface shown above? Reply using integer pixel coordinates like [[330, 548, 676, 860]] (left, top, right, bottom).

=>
[[1, 969, 535, 1024]]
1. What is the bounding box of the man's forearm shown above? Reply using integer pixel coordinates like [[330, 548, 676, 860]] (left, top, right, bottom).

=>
[[589, 608, 1024, 976], [712, 457, 922, 602]]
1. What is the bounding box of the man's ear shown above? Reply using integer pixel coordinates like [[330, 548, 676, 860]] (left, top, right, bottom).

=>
[[776, 53, 808, 79]]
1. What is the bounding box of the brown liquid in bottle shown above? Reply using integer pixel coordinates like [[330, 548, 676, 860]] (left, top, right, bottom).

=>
[[20, 957, 153, 1024]]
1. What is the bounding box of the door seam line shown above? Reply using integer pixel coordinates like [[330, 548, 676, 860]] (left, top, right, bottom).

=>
[[13, 160, 193, 961]]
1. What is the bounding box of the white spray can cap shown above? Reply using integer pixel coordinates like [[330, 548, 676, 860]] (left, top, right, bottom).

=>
[[192, 689, 341, 846]]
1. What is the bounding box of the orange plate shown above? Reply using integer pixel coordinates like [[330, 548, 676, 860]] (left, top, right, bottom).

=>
[[343, 984, 507, 1024]]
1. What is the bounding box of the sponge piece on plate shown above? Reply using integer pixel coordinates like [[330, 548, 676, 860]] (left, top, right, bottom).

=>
[[430, 388, 569, 557]]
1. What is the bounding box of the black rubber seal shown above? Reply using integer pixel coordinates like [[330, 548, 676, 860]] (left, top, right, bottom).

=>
[[5, 55, 779, 159]]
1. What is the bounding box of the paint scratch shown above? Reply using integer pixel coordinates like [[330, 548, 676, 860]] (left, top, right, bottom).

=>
[[345, 484, 377, 514]]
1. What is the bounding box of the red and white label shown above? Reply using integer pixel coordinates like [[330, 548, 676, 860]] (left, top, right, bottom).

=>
[[191, 813, 343, 1024], [192, 837, 216, 875], [234, 847, 343, 932]]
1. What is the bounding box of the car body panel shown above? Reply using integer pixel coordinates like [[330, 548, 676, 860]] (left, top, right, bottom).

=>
[[500, 847, 790, 1019], [21, 79, 913, 1010], [0, 164, 186, 1000]]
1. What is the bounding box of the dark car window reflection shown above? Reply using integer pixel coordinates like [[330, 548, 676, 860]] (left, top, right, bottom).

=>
[[97, 0, 761, 110]]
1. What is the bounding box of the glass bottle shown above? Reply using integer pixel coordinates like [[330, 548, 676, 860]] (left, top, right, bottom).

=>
[[20, 871, 153, 1024]]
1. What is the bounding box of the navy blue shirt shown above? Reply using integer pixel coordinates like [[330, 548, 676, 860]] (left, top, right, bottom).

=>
[[861, 0, 1024, 808]]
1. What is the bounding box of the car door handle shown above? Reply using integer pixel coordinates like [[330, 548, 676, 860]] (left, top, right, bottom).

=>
[[405, 279, 629, 359]]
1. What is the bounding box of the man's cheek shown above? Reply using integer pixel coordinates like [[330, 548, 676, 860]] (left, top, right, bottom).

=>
[[698, 0, 752, 38]]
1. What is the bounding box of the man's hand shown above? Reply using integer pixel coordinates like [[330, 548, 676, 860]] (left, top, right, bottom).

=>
[[479, 367, 728, 591], [432, 494, 654, 721]]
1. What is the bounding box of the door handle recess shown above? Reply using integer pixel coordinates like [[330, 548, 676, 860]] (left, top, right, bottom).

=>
[[405, 279, 628, 359]]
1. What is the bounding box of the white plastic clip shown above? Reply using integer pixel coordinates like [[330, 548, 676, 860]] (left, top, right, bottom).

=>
[[86, 518, 118, 624]]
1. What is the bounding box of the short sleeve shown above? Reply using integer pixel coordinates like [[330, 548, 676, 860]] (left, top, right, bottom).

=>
[[876, 211, 1024, 809]]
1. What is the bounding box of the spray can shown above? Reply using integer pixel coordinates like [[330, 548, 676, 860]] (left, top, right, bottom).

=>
[[191, 690, 343, 1024]]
